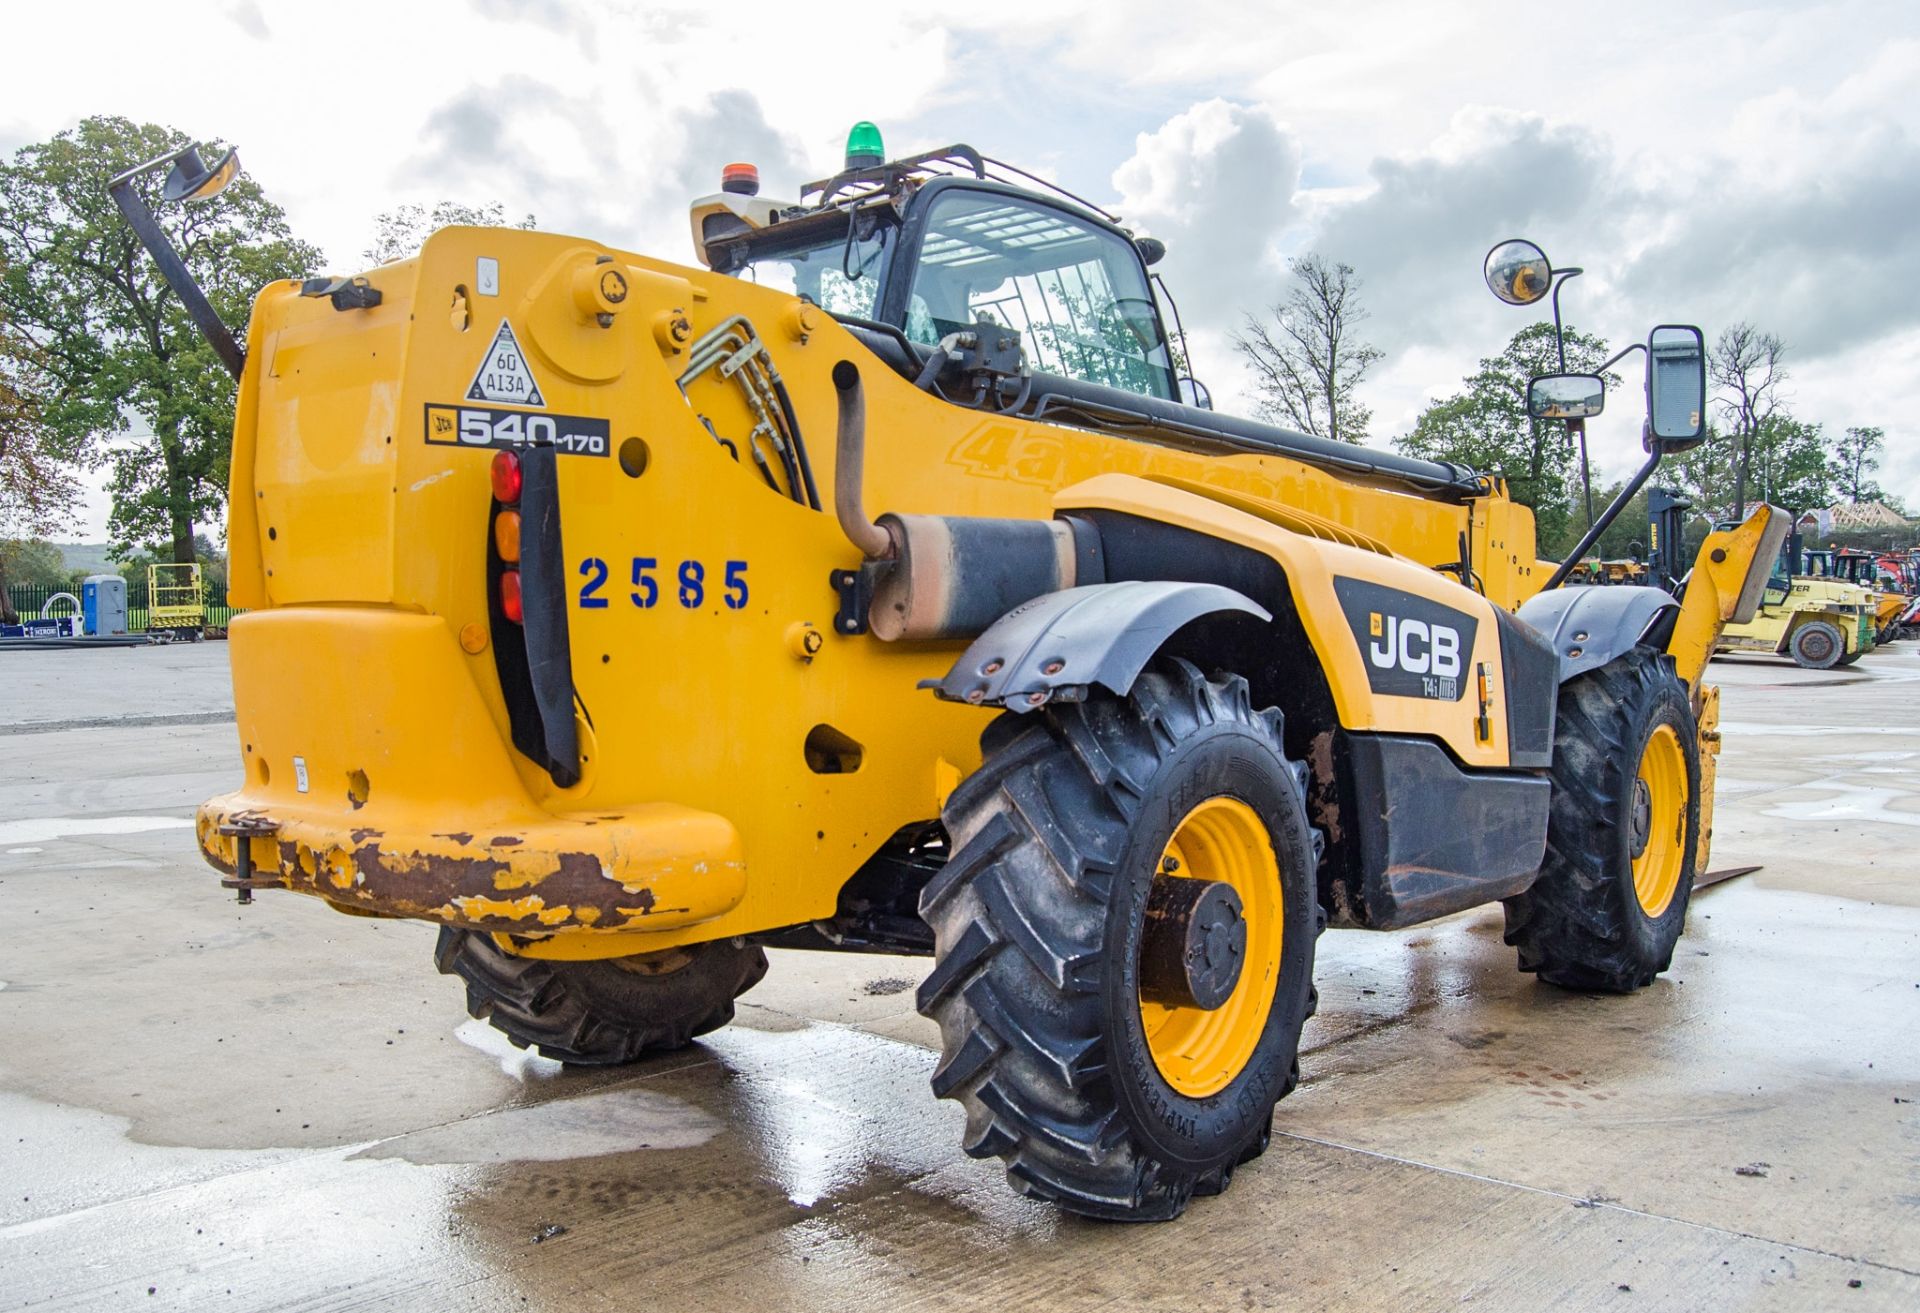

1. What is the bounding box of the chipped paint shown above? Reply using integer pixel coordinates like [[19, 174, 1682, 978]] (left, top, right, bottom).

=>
[[196, 796, 747, 936]]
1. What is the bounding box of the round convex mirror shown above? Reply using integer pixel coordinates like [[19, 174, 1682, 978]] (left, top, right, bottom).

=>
[[1484, 239, 1552, 306]]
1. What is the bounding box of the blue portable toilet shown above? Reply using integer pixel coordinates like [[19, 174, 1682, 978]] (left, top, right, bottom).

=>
[[82, 574, 128, 636]]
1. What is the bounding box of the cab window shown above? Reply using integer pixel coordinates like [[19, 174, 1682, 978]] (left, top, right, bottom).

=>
[[904, 189, 1173, 399]]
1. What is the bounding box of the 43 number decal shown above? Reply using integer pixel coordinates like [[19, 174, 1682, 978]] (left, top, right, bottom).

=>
[[577, 557, 748, 611]]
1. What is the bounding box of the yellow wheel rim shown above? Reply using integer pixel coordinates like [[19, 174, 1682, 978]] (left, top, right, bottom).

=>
[[1139, 796, 1284, 1098], [1630, 724, 1689, 917]]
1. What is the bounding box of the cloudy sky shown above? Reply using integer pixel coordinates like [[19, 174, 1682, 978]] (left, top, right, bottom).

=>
[[6, 0, 1915, 537]]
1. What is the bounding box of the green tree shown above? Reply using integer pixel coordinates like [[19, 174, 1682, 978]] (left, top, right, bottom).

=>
[[1664, 421, 1738, 519], [1394, 321, 1617, 553], [0, 537, 69, 589], [363, 200, 535, 266], [0, 117, 319, 566], [1830, 425, 1884, 503], [1234, 254, 1382, 444], [1750, 414, 1833, 514], [0, 329, 79, 620]]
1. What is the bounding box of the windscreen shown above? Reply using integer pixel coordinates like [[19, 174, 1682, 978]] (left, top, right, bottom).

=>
[[905, 190, 1173, 399]]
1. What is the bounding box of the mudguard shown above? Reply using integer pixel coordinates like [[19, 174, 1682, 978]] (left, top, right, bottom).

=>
[[927, 580, 1269, 712], [1516, 584, 1678, 682]]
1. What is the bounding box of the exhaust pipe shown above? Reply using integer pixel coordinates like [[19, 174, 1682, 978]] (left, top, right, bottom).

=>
[[833, 361, 896, 561]]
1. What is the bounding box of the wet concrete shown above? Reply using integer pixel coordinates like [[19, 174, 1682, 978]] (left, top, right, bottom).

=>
[[1, 643, 1916, 1310]]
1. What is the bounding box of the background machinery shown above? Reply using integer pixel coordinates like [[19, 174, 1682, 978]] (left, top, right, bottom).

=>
[[122, 127, 1783, 1221]]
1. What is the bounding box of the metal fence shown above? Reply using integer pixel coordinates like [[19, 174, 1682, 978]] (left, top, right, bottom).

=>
[[5, 580, 243, 631]]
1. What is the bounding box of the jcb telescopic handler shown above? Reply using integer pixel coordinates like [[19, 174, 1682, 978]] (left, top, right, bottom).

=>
[[118, 129, 1784, 1220]]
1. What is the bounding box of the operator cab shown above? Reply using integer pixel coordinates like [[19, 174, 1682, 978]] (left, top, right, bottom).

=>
[[690, 129, 1180, 401]]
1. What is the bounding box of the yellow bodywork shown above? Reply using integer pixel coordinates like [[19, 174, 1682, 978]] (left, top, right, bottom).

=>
[[195, 226, 1765, 957]]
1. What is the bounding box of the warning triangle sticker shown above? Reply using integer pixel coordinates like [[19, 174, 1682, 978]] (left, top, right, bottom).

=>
[[465, 319, 546, 408]]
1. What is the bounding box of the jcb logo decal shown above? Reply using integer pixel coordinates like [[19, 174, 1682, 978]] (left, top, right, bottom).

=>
[[1334, 579, 1478, 702], [1367, 613, 1463, 679]]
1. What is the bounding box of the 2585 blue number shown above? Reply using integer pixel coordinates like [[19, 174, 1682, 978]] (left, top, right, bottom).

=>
[[577, 557, 748, 611]]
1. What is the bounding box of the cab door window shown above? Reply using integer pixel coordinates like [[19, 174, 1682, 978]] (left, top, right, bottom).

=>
[[904, 189, 1173, 399]]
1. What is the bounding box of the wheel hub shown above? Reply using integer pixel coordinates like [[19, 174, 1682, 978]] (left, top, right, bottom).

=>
[[1629, 778, 1652, 859], [1140, 874, 1247, 1011]]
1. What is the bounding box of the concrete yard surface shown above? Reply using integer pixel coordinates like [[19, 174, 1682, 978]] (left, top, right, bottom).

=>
[[1, 641, 1916, 1310]]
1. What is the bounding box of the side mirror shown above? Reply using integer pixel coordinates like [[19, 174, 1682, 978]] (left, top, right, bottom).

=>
[[1646, 324, 1706, 451], [1135, 236, 1167, 267], [1484, 238, 1553, 306], [161, 145, 241, 204], [1177, 376, 1213, 410], [1528, 372, 1606, 420]]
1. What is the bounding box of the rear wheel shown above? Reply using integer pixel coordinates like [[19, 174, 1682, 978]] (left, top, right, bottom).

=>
[[1504, 648, 1700, 992], [1788, 620, 1844, 669], [435, 929, 766, 1064], [918, 660, 1320, 1221]]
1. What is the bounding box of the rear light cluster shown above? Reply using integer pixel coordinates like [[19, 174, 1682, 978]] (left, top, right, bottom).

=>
[[492, 450, 524, 624]]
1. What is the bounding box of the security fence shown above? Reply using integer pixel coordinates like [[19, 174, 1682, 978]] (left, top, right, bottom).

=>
[[5, 580, 242, 631]]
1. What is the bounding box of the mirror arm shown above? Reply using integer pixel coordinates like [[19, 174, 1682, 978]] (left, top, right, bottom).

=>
[[1549, 267, 1584, 370], [1598, 341, 1646, 373], [1542, 445, 1663, 592], [107, 159, 246, 382]]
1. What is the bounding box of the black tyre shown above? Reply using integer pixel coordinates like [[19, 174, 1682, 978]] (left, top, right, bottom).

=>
[[1837, 650, 1863, 667], [435, 928, 766, 1064], [1788, 620, 1844, 669], [918, 660, 1320, 1221], [1504, 649, 1700, 992]]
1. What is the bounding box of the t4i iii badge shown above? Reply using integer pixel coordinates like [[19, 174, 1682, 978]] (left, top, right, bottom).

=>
[[466, 319, 545, 408]]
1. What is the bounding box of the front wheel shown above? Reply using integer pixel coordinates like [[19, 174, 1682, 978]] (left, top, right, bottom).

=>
[[918, 661, 1321, 1221], [1504, 648, 1700, 992]]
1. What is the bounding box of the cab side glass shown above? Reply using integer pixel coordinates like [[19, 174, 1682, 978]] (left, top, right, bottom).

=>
[[1647, 324, 1706, 450], [905, 190, 1174, 399]]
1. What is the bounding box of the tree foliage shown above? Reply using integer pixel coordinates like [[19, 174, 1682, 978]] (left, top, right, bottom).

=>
[[363, 200, 535, 266], [1830, 425, 1884, 503], [0, 117, 319, 564], [1234, 254, 1382, 444], [1394, 321, 1618, 553]]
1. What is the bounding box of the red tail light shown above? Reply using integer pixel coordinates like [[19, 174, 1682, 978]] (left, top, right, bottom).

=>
[[491, 449, 523, 503], [500, 570, 524, 623]]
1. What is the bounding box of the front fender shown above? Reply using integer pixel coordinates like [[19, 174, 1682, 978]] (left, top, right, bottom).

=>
[[926, 580, 1269, 712], [1516, 584, 1678, 681]]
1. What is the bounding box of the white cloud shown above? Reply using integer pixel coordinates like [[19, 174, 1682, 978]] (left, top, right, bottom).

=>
[[8, 0, 1917, 536]]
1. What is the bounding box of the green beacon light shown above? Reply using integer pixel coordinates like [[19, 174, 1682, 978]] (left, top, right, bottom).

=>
[[845, 121, 885, 171]]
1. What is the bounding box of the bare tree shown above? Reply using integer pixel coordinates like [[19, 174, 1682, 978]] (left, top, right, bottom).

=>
[[363, 201, 536, 266], [1709, 323, 1788, 518], [1234, 255, 1383, 445]]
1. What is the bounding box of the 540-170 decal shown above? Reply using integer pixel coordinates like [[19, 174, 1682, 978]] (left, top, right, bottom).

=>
[[425, 403, 609, 455]]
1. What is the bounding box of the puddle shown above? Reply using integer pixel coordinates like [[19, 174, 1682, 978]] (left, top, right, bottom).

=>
[[0, 815, 194, 845], [454, 1017, 564, 1081], [1765, 778, 1920, 828], [351, 1086, 720, 1165]]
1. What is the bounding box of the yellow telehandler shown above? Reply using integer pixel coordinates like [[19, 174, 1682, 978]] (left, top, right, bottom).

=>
[[116, 129, 1784, 1220]]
